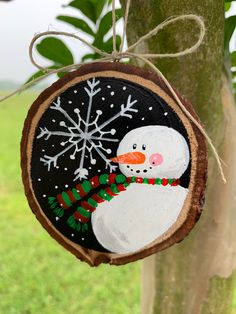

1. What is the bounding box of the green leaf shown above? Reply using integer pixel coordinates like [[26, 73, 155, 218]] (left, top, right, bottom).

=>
[[68, 0, 106, 24], [103, 35, 121, 53], [233, 82, 236, 95], [25, 70, 46, 84], [36, 37, 74, 66], [225, 2, 231, 11], [81, 53, 99, 62], [97, 9, 122, 39], [94, 0, 107, 22], [57, 15, 94, 36], [231, 51, 236, 66], [25, 65, 59, 84], [224, 16, 236, 51]]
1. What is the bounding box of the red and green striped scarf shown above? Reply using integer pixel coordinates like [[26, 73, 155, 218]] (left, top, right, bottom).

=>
[[48, 174, 180, 232]]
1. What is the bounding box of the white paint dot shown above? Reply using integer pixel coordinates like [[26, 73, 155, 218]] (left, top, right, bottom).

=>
[[71, 233, 74, 237], [60, 121, 66, 127], [107, 85, 111, 89], [55, 186, 58, 189], [79, 219, 81, 222], [42, 149, 45, 152], [74, 108, 80, 113], [65, 184, 69, 188], [149, 107, 153, 111], [82, 102, 85, 105], [52, 145, 55, 147], [89, 167, 92, 170], [82, 238, 85, 241], [107, 149, 112, 154], [68, 101, 72, 104], [64, 167, 68, 171], [111, 91, 115, 96], [55, 217, 59, 221], [98, 169, 101, 172], [123, 86, 127, 90], [70, 155, 75, 160], [56, 166, 59, 169], [74, 90, 77, 93], [102, 97, 105, 101], [110, 104, 114, 108], [43, 194, 47, 198], [60, 204, 63, 206], [141, 117, 145, 121], [38, 178, 41, 181], [164, 112, 168, 116], [52, 119, 56, 123]]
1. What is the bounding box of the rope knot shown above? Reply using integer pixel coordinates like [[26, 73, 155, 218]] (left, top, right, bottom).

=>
[[111, 51, 122, 62]]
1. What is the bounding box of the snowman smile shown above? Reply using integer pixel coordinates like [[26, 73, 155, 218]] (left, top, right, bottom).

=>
[[126, 165, 153, 174]]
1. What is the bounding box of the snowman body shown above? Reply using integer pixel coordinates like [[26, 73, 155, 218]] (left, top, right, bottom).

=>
[[92, 183, 188, 253], [91, 125, 190, 254]]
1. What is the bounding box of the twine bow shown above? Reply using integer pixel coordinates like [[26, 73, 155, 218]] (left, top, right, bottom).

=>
[[0, 0, 226, 183]]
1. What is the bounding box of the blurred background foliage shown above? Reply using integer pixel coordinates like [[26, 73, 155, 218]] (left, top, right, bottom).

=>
[[29, 0, 236, 96], [28, 0, 122, 82]]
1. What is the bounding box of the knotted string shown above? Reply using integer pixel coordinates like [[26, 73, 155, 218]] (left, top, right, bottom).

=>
[[0, 0, 226, 183]]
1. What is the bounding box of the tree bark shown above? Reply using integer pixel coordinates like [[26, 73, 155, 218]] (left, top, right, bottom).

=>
[[120, 1, 236, 313]]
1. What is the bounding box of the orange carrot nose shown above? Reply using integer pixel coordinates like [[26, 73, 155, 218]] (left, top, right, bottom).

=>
[[111, 151, 146, 164]]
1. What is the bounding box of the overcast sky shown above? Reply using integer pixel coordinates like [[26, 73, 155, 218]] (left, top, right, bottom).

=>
[[0, 0, 235, 84]]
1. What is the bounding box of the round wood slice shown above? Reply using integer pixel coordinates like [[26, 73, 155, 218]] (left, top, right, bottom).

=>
[[21, 62, 207, 266]]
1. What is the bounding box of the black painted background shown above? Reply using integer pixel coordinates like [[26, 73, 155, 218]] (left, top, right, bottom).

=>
[[31, 77, 191, 252]]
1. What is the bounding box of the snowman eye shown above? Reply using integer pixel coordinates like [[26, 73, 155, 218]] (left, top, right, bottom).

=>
[[133, 144, 137, 149], [142, 144, 146, 150]]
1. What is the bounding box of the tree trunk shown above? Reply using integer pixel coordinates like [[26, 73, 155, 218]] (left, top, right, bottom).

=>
[[120, 1, 236, 313]]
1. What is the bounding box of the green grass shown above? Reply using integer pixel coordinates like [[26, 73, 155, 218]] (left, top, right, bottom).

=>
[[0, 92, 140, 314]]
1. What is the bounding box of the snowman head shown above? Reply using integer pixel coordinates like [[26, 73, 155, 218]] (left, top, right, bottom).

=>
[[111, 126, 190, 179]]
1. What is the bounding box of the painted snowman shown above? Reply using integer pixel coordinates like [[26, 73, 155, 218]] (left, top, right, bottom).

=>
[[91, 125, 190, 254]]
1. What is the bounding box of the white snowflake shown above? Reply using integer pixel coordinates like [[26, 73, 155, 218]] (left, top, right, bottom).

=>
[[37, 78, 138, 180]]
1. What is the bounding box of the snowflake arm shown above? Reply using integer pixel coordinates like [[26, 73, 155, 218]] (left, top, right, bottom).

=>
[[89, 95, 138, 137], [40, 139, 83, 170], [84, 78, 101, 130], [90, 136, 119, 142], [120, 95, 138, 118], [37, 127, 81, 140], [51, 97, 82, 134], [88, 140, 117, 173]]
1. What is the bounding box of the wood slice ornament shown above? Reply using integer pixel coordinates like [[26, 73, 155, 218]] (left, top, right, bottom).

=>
[[21, 62, 207, 266]]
